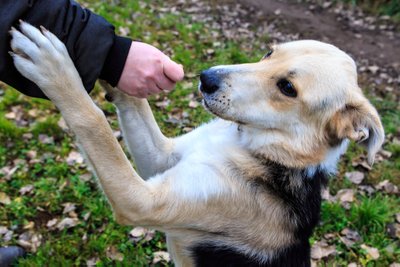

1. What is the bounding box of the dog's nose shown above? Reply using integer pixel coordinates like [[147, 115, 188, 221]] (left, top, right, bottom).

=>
[[200, 69, 221, 94]]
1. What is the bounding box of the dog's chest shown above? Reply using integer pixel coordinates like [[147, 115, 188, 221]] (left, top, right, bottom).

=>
[[164, 120, 242, 200]]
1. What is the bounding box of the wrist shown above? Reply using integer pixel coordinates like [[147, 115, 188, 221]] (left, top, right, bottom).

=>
[[99, 36, 132, 86]]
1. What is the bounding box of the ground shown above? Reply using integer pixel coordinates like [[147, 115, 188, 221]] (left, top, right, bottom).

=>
[[0, 0, 399, 266]]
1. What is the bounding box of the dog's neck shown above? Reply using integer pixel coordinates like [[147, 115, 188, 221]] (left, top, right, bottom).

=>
[[236, 124, 349, 177]]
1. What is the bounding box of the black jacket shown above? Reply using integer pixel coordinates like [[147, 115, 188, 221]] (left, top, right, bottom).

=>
[[0, 0, 131, 98]]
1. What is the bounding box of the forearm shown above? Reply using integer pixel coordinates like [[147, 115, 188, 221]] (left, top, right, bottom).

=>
[[0, 0, 130, 98]]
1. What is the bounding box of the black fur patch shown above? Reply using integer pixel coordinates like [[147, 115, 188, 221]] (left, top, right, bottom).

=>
[[253, 161, 327, 240], [191, 159, 327, 266], [191, 240, 311, 267]]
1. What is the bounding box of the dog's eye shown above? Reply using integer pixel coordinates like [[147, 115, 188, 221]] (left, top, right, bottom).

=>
[[262, 50, 273, 60], [277, 79, 297, 97]]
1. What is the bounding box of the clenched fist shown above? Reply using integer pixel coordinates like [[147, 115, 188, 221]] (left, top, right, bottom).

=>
[[117, 41, 184, 98]]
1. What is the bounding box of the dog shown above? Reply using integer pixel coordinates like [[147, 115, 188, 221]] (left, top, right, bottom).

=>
[[10, 22, 384, 266]]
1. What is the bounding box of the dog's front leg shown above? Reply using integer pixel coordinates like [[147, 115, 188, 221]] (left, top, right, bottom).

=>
[[101, 82, 179, 179], [9, 22, 156, 224]]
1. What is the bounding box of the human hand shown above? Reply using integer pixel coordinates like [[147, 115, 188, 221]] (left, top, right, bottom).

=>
[[117, 41, 184, 98]]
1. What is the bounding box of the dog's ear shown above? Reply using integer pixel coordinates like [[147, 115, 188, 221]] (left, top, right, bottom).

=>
[[327, 94, 384, 166]]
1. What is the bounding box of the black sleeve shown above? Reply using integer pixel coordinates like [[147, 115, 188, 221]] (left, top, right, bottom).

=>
[[0, 0, 131, 99]]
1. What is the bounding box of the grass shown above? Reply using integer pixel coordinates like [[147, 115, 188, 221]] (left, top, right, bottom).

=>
[[0, 0, 399, 266], [339, 0, 400, 19]]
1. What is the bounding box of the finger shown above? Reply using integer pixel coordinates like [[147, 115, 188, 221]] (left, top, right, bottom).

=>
[[10, 28, 40, 61], [156, 75, 175, 92], [162, 57, 184, 82]]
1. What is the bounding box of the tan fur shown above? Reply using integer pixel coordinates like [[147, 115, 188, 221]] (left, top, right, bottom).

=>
[[10, 23, 384, 266]]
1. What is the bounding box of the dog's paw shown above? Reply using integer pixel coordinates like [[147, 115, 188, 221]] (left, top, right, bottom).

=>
[[10, 21, 80, 99]]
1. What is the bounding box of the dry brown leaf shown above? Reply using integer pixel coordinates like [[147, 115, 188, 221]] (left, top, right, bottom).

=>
[[26, 150, 37, 160], [340, 228, 362, 247], [375, 180, 399, 194], [106, 246, 124, 261], [83, 212, 91, 221], [188, 100, 200, 108], [38, 134, 54, 144], [19, 185, 34, 195], [18, 231, 42, 252], [66, 151, 84, 166], [0, 226, 8, 235], [58, 117, 69, 131], [361, 244, 380, 259], [0, 192, 11, 205], [2, 230, 13, 242], [86, 257, 100, 266], [311, 241, 336, 260], [386, 223, 400, 239], [345, 171, 365, 185], [62, 203, 77, 214], [335, 189, 354, 203], [79, 173, 92, 182], [0, 166, 19, 180], [23, 221, 35, 230], [129, 227, 146, 238], [56, 218, 79, 230], [153, 251, 171, 264], [46, 218, 58, 229]]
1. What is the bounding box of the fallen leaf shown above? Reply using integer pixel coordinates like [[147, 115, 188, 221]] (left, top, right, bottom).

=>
[[345, 171, 365, 184], [153, 251, 171, 264], [361, 244, 380, 259], [46, 218, 58, 229], [2, 230, 13, 242], [335, 189, 354, 203], [367, 65, 379, 74], [340, 228, 362, 247], [0, 192, 11, 205], [38, 134, 54, 144], [188, 100, 200, 108], [23, 221, 35, 230], [321, 188, 334, 202], [58, 117, 69, 131], [311, 241, 336, 260], [26, 150, 37, 160], [106, 246, 124, 261], [0, 226, 9, 235], [86, 257, 100, 266], [66, 151, 84, 165], [386, 223, 400, 239], [79, 173, 92, 182], [375, 180, 399, 194], [19, 185, 34, 195], [62, 203, 77, 214], [83, 212, 91, 221], [0, 166, 19, 180], [18, 231, 42, 252], [358, 185, 375, 196], [130, 227, 146, 238], [390, 263, 400, 267], [56, 218, 79, 230]]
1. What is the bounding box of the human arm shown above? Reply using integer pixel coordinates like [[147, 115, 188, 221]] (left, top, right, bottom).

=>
[[1, 0, 184, 99]]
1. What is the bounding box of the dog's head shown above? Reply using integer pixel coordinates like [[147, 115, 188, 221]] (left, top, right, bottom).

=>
[[199, 40, 384, 171]]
